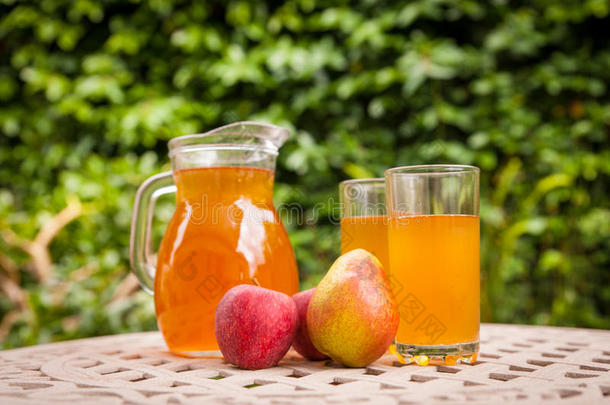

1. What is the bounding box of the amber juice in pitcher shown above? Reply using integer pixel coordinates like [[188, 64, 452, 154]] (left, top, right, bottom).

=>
[[130, 122, 299, 356], [155, 167, 298, 353]]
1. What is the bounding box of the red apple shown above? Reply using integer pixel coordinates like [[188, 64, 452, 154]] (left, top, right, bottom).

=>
[[214, 284, 298, 370], [292, 288, 329, 360]]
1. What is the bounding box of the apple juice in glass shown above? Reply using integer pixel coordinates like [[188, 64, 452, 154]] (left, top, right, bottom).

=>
[[339, 179, 389, 271], [385, 165, 480, 365]]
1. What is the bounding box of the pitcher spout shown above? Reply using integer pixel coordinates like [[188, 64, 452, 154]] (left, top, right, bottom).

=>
[[169, 121, 290, 156], [213, 121, 290, 151], [168, 121, 290, 171]]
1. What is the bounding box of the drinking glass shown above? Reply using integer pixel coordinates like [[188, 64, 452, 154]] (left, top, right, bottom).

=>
[[339, 179, 389, 271], [385, 165, 480, 365]]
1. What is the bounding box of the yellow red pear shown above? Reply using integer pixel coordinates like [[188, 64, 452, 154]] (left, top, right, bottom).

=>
[[307, 249, 399, 367]]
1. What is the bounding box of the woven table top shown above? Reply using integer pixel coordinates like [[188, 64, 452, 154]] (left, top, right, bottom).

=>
[[0, 323, 609, 404]]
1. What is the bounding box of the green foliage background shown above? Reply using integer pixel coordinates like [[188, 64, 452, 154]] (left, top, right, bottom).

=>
[[1, 0, 609, 348]]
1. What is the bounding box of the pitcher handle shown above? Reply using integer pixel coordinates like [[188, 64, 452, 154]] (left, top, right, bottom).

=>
[[129, 171, 176, 294]]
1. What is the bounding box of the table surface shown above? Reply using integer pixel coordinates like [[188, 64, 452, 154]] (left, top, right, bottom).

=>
[[0, 323, 609, 405]]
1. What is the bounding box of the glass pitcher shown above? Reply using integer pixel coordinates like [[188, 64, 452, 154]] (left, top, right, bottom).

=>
[[130, 122, 299, 356]]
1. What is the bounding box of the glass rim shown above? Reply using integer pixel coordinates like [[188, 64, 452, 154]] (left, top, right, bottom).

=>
[[339, 178, 385, 186], [168, 121, 289, 157], [385, 164, 480, 176]]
